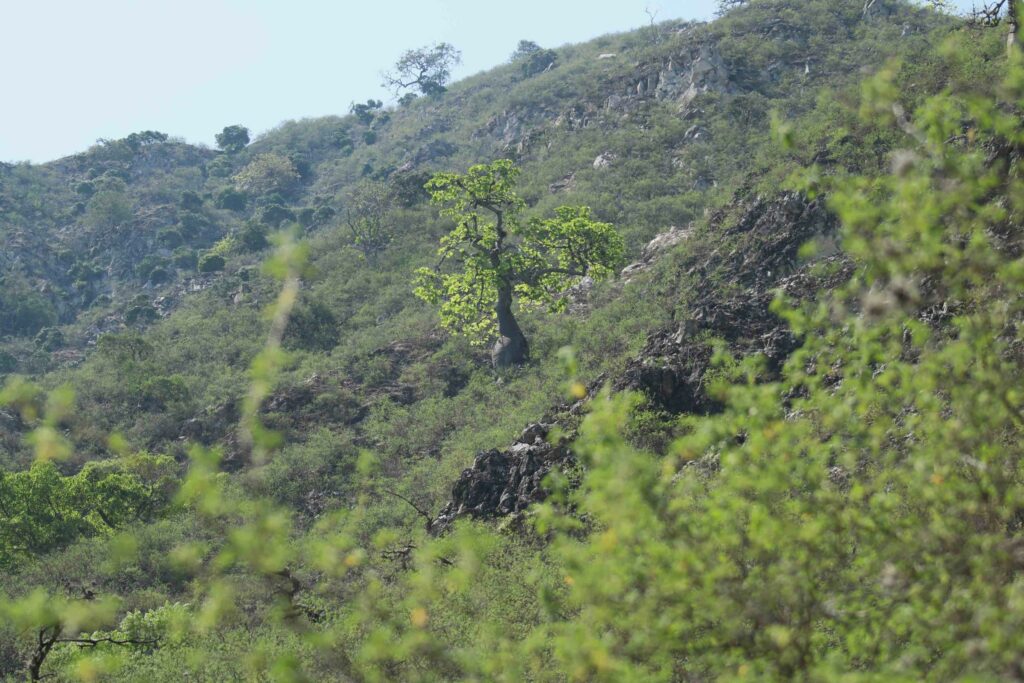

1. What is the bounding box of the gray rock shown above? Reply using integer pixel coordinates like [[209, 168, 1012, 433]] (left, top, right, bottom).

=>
[[655, 44, 731, 111], [593, 152, 616, 170]]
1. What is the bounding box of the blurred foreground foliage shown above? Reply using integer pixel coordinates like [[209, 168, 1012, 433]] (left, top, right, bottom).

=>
[[4, 4, 1024, 682]]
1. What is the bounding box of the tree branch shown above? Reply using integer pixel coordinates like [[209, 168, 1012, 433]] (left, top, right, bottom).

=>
[[382, 488, 434, 528], [60, 636, 159, 648]]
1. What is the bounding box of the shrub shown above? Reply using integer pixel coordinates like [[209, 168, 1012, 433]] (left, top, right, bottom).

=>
[[197, 253, 226, 273], [33, 327, 65, 352], [215, 187, 247, 211], [172, 248, 197, 270], [233, 154, 301, 198]]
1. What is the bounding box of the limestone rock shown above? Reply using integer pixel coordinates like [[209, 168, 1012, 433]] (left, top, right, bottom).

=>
[[593, 152, 616, 169]]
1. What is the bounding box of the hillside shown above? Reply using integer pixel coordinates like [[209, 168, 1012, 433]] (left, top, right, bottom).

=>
[[3, 0, 1024, 680]]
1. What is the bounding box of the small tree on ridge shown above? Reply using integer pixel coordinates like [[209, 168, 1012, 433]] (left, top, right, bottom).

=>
[[383, 43, 461, 97]]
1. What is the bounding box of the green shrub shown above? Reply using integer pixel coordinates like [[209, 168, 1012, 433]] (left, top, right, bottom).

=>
[[197, 253, 226, 273]]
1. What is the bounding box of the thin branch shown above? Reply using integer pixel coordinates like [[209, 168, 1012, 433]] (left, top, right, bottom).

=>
[[60, 636, 159, 648], [382, 488, 434, 526]]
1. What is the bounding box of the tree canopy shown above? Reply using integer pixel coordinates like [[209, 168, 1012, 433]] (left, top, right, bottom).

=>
[[383, 43, 462, 96], [215, 125, 250, 154], [232, 153, 300, 198], [414, 160, 624, 366]]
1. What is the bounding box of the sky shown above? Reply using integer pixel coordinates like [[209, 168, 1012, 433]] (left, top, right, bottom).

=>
[[0, 0, 982, 163]]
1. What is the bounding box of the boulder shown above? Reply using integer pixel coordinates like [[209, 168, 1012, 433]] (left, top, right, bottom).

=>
[[641, 225, 693, 262], [621, 225, 694, 281], [593, 152, 616, 170], [430, 423, 569, 534], [549, 173, 576, 194]]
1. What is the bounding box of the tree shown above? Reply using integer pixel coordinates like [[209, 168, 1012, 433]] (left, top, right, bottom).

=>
[[0, 271, 57, 337], [215, 186, 247, 211], [0, 456, 175, 567], [509, 40, 542, 61], [414, 160, 625, 367], [511, 40, 556, 78], [350, 99, 383, 126], [124, 130, 168, 152], [232, 154, 300, 198], [344, 180, 395, 261], [970, 0, 1022, 56], [716, 0, 749, 15], [382, 43, 461, 97], [198, 252, 226, 273], [84, 188, 132, 231], [215, 125, 250, 154]]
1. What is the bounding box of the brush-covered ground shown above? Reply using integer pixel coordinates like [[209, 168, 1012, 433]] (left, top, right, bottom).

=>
[[3, 1, 1024, 680]]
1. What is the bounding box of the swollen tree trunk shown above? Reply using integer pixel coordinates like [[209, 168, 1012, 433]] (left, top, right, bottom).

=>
[[491, 283, 529, 368]]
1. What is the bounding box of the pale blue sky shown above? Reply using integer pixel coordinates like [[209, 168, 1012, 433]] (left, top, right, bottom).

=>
[[0, 0, 979, 163]]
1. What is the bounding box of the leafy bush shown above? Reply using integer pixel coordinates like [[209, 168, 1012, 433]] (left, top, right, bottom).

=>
[[233, 153, 301, 198], [197, 253, 226, 273], [215, 186, 247, 211], [283, 299, 339, 351]]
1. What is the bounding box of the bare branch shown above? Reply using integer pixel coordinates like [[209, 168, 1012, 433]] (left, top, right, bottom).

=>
[[382, 487, 434, 528]]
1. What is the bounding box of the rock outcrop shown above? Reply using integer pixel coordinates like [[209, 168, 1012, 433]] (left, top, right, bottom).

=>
[[621, 225, 694, 281], [655, 44, 732, 110], [430, 421, 572, 533], [616, 192, 842, 412], [433, 191, 846, 530]]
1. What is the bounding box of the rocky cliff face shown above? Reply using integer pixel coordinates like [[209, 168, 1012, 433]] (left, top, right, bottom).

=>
[[432, 191, 846, 531]]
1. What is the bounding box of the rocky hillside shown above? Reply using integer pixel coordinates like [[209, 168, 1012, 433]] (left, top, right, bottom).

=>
[[5, 0, 1020, 680]]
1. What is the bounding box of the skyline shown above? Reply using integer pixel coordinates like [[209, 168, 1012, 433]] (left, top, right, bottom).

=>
[[0, 0, 981, 163]]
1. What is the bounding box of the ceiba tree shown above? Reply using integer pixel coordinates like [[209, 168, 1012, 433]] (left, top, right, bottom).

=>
[[415, 160, 625, 367]]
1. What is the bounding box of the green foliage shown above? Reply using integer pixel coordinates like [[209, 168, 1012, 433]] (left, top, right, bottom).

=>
[[171, 248, 197, 270], [341, 47, 1024, 681], [33, 327, 65, 352], [0, 273, 57, 338], [282, 299, 339, 352], [238, 220, 270, 251], [179, 190, 203, 211], [255, 203, 295, 227], [197, 253, 226, 273], [511, 40, 557, 78], [383, 43, 462, 96], [215, 125, 250, 154], [232, 154, 301, 198], [215, 186, 247, 211], [343, 180, 395, 261], [0, 454, 176, 568], [124, 130, 169, 151], [84, 188, 133, 231], [350, 99, 383, 125], [5, 6, 1023, 682], [414, 160, 625, 345]]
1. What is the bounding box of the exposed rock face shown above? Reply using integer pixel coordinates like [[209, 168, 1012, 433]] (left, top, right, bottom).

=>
[[621, 225, 694, 281], [434, 192, 847, 530], [431, 422, 571, 533], [549, 173, 576, 194], [655, 44, 731, 110], [642, 225, 693, 261], [616, 192, 844, 413]]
